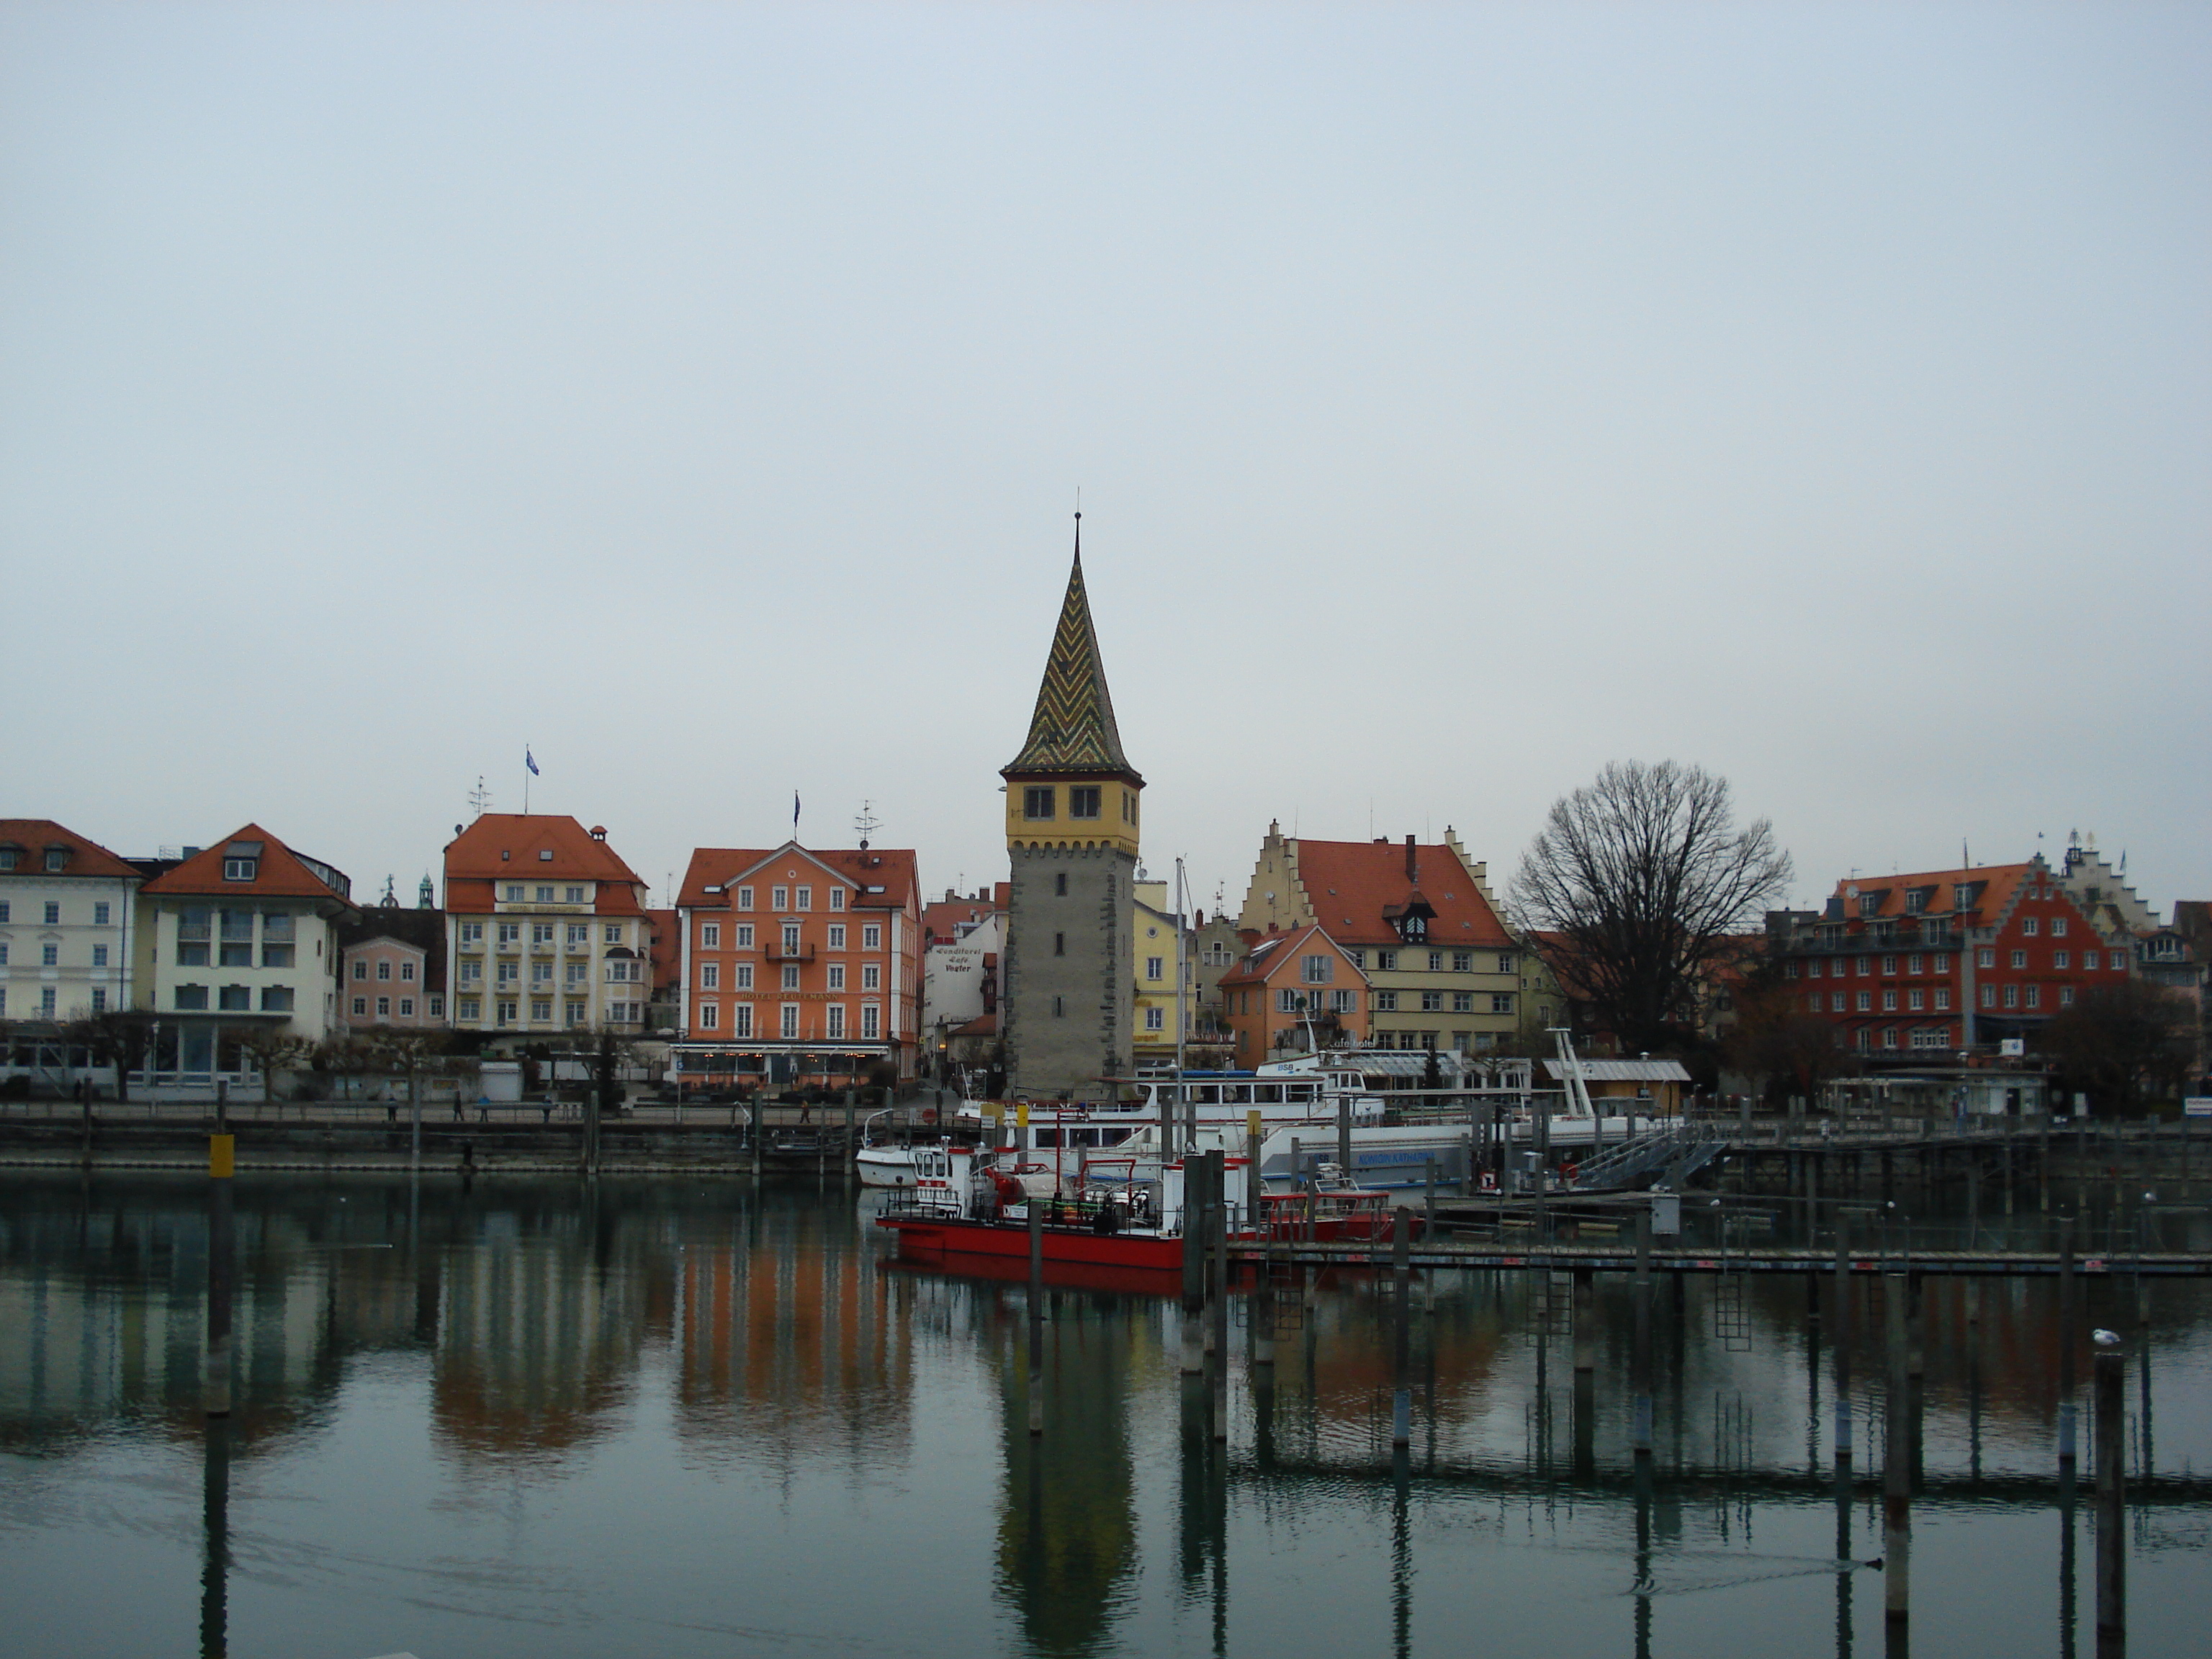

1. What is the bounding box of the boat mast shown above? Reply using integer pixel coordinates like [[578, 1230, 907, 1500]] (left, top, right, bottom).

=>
[[1172, 855, 1188, 1159]]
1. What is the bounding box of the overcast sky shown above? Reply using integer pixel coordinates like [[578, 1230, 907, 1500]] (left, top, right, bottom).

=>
[[5, 3, 2206, 922]]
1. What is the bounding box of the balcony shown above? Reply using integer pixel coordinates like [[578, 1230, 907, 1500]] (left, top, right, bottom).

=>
[[765, 943, 817, 965]]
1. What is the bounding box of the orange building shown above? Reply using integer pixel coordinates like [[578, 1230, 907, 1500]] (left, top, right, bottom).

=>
[[441, 814, 652, 1040], [1217, 922, 1370, 1065], [673, 840, 923, 1091]]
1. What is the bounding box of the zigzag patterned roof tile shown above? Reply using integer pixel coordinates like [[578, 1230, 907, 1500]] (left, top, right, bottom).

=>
[[1004, 534, 1141, 781]]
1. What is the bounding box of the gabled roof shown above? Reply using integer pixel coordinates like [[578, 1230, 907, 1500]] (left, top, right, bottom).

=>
[[1002, 531, 1140, 781], [1219, 922, 1364, 989], [444, 814, 644, 885], [0, 819, 141, 881], [143, 823, 356, 906], [1289, 838, 1514, 949], [678, 842, 919, 911], [1818, 860, 2059, 930]]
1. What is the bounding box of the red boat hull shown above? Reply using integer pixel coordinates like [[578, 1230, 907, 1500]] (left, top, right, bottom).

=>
[[878, 1212, 1185, 1273]]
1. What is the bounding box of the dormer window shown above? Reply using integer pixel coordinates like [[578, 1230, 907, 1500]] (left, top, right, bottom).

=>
[[43, 846, 70, 872], [0, 845, 19, 871], [222, 858, 257, 881], [1905, 888, 1930, 914], [1858, 894, 1881, 918]]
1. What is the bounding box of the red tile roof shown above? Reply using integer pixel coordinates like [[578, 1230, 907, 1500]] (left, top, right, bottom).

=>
[[1289, 839, 1514, 948], [678, 842, 919, 912], [0, 819, 141, 881], [444, 814, 646, 884], [142, 823, 356, 905], [1219, 923, 1364, 989]]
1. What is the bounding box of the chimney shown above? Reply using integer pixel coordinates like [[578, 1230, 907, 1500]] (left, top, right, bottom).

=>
[[1406, 834, 1419, 883]]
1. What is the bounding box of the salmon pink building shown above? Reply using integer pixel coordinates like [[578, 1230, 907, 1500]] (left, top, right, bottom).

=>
[[1217, 923, 1370, 1064], [674, 841, 922, 1092]]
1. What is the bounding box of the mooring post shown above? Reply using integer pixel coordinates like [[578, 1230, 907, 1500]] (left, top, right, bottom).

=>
[[1249, 1111, 1273, 1367], [1884, 1271, 1911, 1629], [205, 1133, 235, 1418], [1028, 1191, 1044, 1436], [408, 1067, 422, 1174], [1633, 1208, 1654, 1458], [1424, 1156, 1437, 1238], [1834, 1216, 1853, 1465], [1336, 1089, 1352, 1177], [844, 1088, 856, 1187], [1212, 1152, 1233, 1395], [1572, 1267, 1595, 1375], [1391, 1205, 1411, 1448], [2059, 1216, 2078, 1465], [1181, 1150, 1205, 1375], [2094, 1336, 2126, 1658]]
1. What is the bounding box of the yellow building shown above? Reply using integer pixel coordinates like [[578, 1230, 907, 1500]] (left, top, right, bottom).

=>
[[1131, 878, 1184, 1069]]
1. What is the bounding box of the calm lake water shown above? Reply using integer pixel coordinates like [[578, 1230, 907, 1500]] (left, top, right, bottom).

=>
[[2, 1172, 2208, 1658]]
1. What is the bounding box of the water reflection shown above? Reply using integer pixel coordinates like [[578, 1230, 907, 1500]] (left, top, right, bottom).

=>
[[1, 1174, 2209, 1659]]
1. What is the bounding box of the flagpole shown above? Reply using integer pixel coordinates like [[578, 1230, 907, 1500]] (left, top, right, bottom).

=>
[[524, 746, 531, 815]]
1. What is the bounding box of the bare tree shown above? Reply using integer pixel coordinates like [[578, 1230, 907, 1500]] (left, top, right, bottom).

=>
[[225, 1026, 318, 1100], [2039, 981, 2195, 1116], [1510, 760, 1793, 1053], [62, 1010, 155, 1103]]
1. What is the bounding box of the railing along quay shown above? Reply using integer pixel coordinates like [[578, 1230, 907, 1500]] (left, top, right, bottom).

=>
[[1234, 1238, 2212, 1275]]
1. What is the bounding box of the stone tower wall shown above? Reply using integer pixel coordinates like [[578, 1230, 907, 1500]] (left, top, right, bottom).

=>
[[1003, 841, 1135, 1100]]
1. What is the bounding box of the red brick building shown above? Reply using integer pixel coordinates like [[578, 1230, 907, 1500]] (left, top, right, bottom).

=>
[[1770, 855, 2131, 1056], [673, 841, 922, 1090]]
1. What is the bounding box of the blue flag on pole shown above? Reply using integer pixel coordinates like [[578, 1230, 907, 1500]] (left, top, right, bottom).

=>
[[526, 749, 540, 776]]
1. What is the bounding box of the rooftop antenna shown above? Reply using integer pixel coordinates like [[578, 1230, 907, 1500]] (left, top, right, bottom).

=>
[[854, 799, 881, 851], [468, 776, 493, 819]]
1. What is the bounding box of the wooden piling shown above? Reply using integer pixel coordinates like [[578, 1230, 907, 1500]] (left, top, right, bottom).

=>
[[205, 1134, 234, 1419], [1391, 1205, 1411, 1448], [2059, 1217, 2077, 1465], [2094, 1341, 2126, 1658], [1028, 1194, 1044, 1436], [1632, 1208, 1654, 1457], [1884, 1271, 1911, 1627], [1180, 1150, 1205, 1375], [1834, 1216, 1852, 1465]]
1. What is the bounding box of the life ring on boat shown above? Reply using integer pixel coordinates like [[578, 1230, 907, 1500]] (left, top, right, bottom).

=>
[[920, 1107, 938, 1125], [991, 1170, 1027, 1210]]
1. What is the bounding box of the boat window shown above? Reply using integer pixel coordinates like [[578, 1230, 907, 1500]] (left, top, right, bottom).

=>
[[1226, 1084, 1250, 1104], [1257, 1084, 1282, 1105], [1195, 1085, 1219, 1105]]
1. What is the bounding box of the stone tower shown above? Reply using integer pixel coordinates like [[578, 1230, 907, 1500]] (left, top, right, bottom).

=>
[[1002, 518, 1142, 1100]]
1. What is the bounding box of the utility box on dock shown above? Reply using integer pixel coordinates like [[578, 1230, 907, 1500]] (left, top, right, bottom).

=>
[[1650, 1194, 1681, 1236]]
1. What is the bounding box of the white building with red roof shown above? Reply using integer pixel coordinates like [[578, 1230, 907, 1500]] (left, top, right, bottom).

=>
[[137, 824, 360, 1076], [0, 819, 146, 1026], [1233, 823, 1524, 1053], [441, 814, 652, 1041]]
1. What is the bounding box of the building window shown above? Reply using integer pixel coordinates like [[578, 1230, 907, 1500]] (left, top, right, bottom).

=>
[[1908, 989, 1924, 1011], [566, 1002, 585, 1027], [460, 962, 482, 984], [1979, 985, 1995, 1008], [89, 989, 106, 1014], [1420, 991, 1443, 1011], [827, 925, 846, 950], [796, 886, 812, 911], [829, 888, 846, 912], [2010, 950, 2027, 969], [2082, 950, 2099, 970], [41, 943, 59, 967], [700, 1002, 719, 1030], [1346, 950, 1364, 970], [781, 1004, 800, 1039], [735, 925, 754, 949], [1882, 989, 1897, 1011], [2054, 950, 2069, 970], [1069, 786, 1102, 819], [700, 963, 719, 989], [1144, 1005, 1164, 1030], [735, 963, 754, 989], [460, 922, 483, 945], [531, 999, 552, 1022], [825, 1004, 846, 1038], [1331, 989, 1356, 1015], [399, 961, 415, 981], [1055, 873, 1067, 896], [700, 922, 722, 950], [1374, 990, 1398, 1012], [737, 886, 754, 911], [1933, 954, 1949, 974], [1905, 954, 1922, 974], [731, 1004, 753, 1038], [376, 997, 391, 1018], [1881, 955, 1897, 975], [529, 923, 551, 945], [565, 963, 586, 985], [352, 996, 368, 1016], [90, 901, 110, 926], [1856, 991, 1871, 1012], [1277, 988, 1301, 1014], [863, 925, 881, 950], [503, 884, 523, 902], [1833, 993, 1847, 1013], [2059, 986, 2074, 1007], [457, 997, 480, 1020], [1452, 952, 1473, 972], [428, 995, 443, 1018], [223, 858, 256, 881], [1883, 1028, 1899, 1048], [2023, 917, 2039, 937], [1977, 948, 1995, 968], [398, 997, 414, 1017], [496, 963, 518, 986], [1024, 787, 1055, 820], [772, 886, 789, 910], [2002, 984, 2018, 1009], [1452, 992, 1473, 1013], [496, 923, 519, 947], [861, 1003, 881, 1039], [533, 886, 552, 903], [781, 923, 802, 955], [531, 963, 552, 986], [1809, 994, 1822, 1014], [1426, 951, 1442, 971], [92, 945, 108, 968], [217, 985, 251, 1012], [1376, 950, 1398, 971], [2025, 985, 2040, 1010], [781, 965, 801, 991], [2051, 917, 2068, 937], [861, 964, 880, 990], [605, 925, 622, 945], [374, 960, 390, 981], [827, 964, 845, 990], [1492, 993, 1514, 1015]]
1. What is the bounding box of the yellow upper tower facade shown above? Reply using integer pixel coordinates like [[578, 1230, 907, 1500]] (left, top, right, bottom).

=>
[[1000, 520, 1143, 855]]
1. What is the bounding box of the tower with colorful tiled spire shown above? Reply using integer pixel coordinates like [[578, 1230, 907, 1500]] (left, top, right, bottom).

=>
[[1001, 516, 1141, 1099]]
